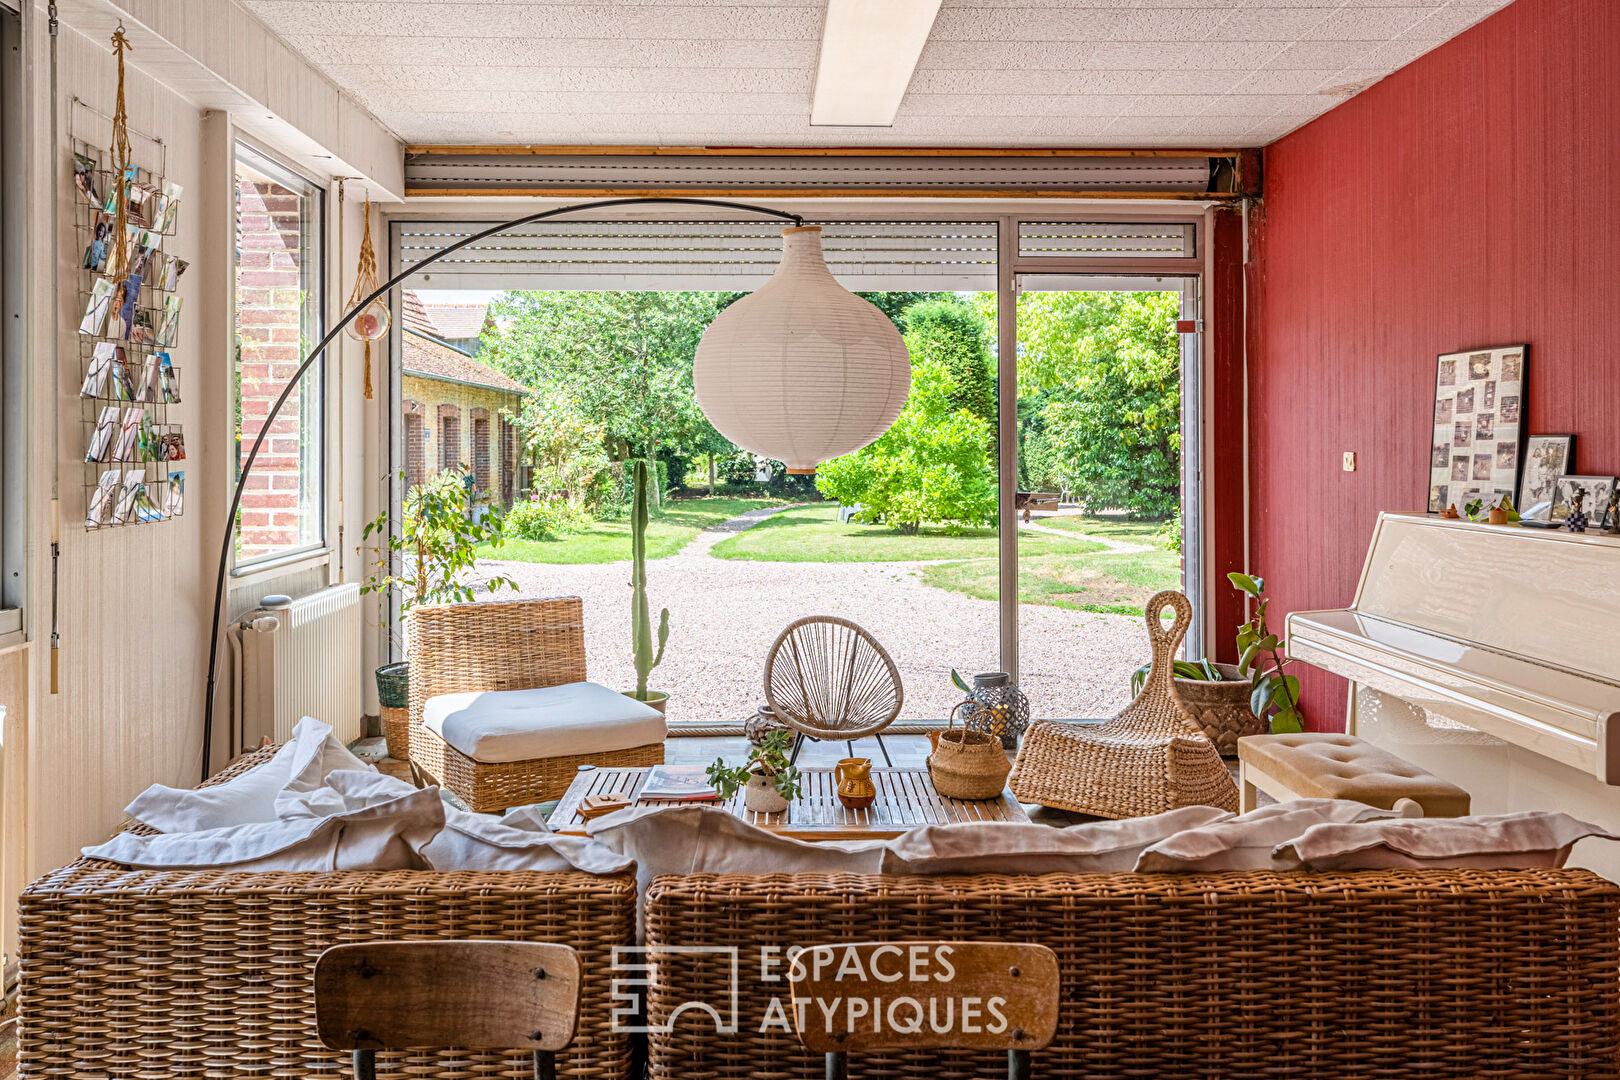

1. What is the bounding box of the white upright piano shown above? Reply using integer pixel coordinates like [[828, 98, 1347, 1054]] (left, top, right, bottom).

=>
[[1287, 512, 1620, 878]]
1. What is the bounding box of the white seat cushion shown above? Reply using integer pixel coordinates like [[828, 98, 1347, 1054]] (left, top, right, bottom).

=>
[[423, 681, 666, 764]]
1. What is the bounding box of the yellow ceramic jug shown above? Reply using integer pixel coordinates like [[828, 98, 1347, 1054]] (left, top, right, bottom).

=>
[[835, 757, 876, 810]]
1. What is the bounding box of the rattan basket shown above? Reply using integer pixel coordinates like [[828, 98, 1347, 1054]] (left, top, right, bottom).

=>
[[375, 661, 410, 708], [928, 709, 1013, 799], [1172, 662, 1266, 755], [380, 705, 411, 761]]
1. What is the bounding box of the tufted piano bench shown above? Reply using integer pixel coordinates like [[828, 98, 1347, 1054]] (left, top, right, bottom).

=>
[[1236, 732, 1472, 817]]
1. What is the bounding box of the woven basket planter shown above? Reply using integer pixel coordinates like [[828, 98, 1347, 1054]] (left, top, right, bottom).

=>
[[375, 661, 410, 708], [1171, 662, 1265, 755], [380, 705, 411, 761], [928, 728, 1012, 800]]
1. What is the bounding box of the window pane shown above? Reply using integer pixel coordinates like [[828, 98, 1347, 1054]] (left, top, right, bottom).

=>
[[234, 145, 323, 563]]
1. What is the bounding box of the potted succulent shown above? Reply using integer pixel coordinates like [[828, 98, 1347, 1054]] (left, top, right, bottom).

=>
[[707, 729, 802, 813], [623, 459, 672, 714], [360, 471, 517, 756]]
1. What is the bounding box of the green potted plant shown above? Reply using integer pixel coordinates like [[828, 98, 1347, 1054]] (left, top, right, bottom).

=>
[[360, 471, 517, 755], [707, 729, 802, 813], [624, 458, 672, 714], [1229, 572, 1306, 734]]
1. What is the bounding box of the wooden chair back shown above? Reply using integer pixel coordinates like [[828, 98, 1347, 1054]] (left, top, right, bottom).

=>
[[314, 940, 580, 1080], [765, 616, 903, 741], [406, 596, 588, 726], [787, 941, 1058, 1079]]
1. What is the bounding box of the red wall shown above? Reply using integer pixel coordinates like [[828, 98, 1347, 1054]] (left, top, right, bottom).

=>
[[1247, 0, 1620, 726]]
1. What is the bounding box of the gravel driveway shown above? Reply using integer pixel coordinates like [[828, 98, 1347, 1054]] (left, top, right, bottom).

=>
[[479, 509, 1146, 724]]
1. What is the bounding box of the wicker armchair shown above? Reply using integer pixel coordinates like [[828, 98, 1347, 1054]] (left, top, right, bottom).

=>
[[764, 616, 903, 764], [1009, 590, 1239, 817], [408, 595, 664, 811]]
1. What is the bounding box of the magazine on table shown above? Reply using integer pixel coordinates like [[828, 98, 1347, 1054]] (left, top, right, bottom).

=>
[[85, 405, 118, 462], [86, 469, 121, 527], [635, 764, 721, 803], [81, 341, 115, 398], [112, 469, 146, 525]]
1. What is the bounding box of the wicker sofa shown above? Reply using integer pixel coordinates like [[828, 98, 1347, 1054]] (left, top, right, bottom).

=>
[[18, 745, 1620, 1079], [644, 869, 1620, 1080]]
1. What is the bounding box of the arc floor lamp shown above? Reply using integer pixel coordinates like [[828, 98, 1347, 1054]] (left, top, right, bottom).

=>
[[202, 195, 914, 780]]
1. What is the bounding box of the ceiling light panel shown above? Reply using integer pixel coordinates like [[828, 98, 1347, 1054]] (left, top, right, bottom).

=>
[[810, 0, 943, 127]]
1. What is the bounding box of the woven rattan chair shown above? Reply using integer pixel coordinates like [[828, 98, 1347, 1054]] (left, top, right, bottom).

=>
[[765, 616, 902, 765], [1009, 590, 1239, 818], [408, 595, 664, 811]]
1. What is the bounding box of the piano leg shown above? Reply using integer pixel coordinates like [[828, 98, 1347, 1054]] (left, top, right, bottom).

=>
[[1240, 774, 1259, 813]]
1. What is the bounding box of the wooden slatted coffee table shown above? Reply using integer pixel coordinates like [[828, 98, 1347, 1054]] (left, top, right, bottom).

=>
[[548, 766, 1028, 840]]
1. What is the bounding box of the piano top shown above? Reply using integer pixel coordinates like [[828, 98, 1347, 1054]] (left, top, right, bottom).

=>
[[1346, 513, 1620, 682]]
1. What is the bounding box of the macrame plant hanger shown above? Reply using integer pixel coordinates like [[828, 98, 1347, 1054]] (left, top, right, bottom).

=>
[[344, 192, 385, 399], [104, 26, 134, 290]]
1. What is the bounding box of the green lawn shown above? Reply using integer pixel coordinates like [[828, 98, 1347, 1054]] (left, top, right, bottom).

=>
[[1027, 513, 1169, 542], [921, 549, 1182, 616], [710, 503, 1106, 563], [481, 497, 784, 565]]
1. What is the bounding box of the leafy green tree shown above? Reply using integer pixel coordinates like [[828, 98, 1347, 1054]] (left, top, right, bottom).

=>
[[481, 291, 722, 464], [902, 298, 997, 449], [814, 356, 997, 533], [1016, 291, 1180, 518], [505, 388, 609, 506]]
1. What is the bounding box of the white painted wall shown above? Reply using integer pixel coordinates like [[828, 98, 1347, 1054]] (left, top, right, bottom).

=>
[[0, 0, 397, 965]]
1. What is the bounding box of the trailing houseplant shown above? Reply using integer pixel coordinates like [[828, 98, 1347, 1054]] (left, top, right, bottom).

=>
[[626, 458, 672, 713], [708, 729, 802, 812], [360, 471, 518, 718]]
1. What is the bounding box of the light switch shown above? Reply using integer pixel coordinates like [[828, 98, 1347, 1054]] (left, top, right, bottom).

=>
[[1343, 452, 1356, 472]]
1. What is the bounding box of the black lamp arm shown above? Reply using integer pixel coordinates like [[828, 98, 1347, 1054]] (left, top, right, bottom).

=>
[[202, 196, 805, 779]]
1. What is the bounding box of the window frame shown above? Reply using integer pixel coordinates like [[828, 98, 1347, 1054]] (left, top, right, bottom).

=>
[[0, 3, 23, 643], [229, 139, 328, 574]]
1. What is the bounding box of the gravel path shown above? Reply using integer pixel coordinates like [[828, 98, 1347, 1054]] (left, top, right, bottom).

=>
[[480, 511, 1147, 724]]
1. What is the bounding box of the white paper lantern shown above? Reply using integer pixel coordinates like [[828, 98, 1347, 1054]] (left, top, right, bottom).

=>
[[693, 226, 911, 474]]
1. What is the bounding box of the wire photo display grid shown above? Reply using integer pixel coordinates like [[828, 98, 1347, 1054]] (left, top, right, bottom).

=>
[[73, 130, 188, 530]]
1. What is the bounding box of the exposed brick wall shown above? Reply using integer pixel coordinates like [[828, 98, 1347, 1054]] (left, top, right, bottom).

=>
[[401, 375, 521, 506], [402, 401, 425, 490], [235, 174, 316, 559], [437, 404, 461, 473], [500, 418, 517, 503], [470, 406, 491, 494]]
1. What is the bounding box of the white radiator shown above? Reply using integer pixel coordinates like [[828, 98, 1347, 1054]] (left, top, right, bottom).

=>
[[241, 584, 364, 748]]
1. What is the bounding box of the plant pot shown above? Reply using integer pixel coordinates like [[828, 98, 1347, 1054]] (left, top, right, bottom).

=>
[[1488, 507, 1509, 525], [623, 689, 669, 715], [1170, 662, 1265, 756], [375, 661, 410, 709], [743, 771, 789, 813], [927, 728, 1012, 800]]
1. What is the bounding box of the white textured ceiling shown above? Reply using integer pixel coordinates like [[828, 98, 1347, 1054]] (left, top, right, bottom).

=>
[[240, 0, 1512, 148]]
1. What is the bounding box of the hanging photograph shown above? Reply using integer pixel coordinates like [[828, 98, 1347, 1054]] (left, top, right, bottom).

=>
[[1518, 434, 1575, 523], [1428, 345, 1527, 513]]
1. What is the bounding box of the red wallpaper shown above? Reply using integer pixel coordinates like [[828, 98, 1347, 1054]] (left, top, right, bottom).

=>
[[1247, 0, 1620, 726]]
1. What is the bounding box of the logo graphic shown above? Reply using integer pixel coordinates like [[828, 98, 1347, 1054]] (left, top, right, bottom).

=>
[[610, 945, 739, 1034]]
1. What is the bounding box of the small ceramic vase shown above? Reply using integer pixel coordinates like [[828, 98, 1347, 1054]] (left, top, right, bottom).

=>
[[743, 771, 789, 813], [835, 757, 877, 809], [1488, 507, 1509, 525]]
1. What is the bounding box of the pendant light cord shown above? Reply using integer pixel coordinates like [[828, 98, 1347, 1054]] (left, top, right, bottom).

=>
[[203, 196, 805, 779]]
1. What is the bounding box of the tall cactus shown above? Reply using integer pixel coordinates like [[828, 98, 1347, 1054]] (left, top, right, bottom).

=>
[[630, 459, 670, 700]]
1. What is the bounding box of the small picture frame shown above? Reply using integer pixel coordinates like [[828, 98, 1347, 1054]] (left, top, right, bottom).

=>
[[1517, 434, 1575, 523], [1549, 475, 1617, 525]]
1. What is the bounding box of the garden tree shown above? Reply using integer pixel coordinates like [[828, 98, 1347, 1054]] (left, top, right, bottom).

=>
[[504, 388, 609, 506], [714, 290, 942, 331], [902, 298, 998, 455], [814, 356, 997, 533], [1017, 290, 1181, 518], [481, 290, 722, 466]]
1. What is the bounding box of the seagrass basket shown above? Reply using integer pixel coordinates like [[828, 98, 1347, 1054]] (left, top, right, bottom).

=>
[[928, 708, 1013, 799], [1171, 662, 1265, 756]]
